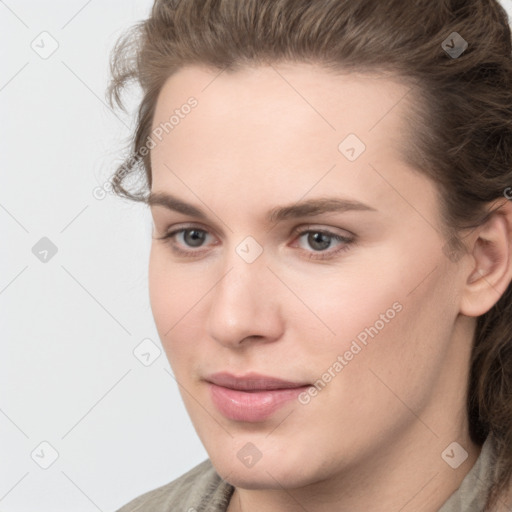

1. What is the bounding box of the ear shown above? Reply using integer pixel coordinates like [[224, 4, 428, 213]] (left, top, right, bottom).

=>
[[459, 198, 512, 317]]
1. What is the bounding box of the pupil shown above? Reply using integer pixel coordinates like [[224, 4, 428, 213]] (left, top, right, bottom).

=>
[[185, 229, 205, 247], [309, 232, 331, 251]]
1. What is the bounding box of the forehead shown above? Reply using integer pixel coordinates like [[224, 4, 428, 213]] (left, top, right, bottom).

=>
[[150, 63, 414, 169], [152, 63, 413, 138], [149, 63, 435, 223]]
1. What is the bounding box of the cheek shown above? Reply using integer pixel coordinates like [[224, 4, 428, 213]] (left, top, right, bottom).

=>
[[148, 248, 204, 359], [317, 241, 447, 345], [294, 242, 457, 406], [276, 248, 411, 354], [332, 270, 456, 421]]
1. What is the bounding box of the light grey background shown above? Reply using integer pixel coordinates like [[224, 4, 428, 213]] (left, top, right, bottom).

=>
[[2, 1, 512, 511], [1, 2, 207, 511]]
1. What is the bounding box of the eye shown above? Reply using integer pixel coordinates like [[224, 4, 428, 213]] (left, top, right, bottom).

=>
[[176, 228, 208, 248], [291, 227, 355, 260], [154, 226, 215, 256], [300, 231, 337, 251], [155, 224, 355, 261]]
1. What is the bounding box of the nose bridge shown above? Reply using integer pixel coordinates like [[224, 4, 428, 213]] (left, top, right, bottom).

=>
[[206, 244, 282, 346], [213, 250, 268, 320]]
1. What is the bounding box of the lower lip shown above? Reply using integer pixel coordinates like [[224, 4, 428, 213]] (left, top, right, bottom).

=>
[[208, 382, 310, 422]]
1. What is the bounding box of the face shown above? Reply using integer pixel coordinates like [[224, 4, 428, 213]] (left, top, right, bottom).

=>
[[148, 63, 469, 489]]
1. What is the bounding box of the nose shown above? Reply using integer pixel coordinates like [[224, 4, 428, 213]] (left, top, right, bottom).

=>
[[206, 253, 285, 348]]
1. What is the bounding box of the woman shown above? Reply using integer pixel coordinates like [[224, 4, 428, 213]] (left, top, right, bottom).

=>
[[107, 0, 512, 510]]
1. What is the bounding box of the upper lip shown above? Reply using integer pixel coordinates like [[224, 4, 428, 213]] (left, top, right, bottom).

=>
[[205, 372, 310, 391]]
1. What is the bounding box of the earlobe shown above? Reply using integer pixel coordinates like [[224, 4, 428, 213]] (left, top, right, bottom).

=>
[[460, 199, 512, 317]]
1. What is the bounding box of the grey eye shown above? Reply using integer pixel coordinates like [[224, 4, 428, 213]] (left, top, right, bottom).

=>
[[304, 232, 334, 251], [181, 229, 207, 247]]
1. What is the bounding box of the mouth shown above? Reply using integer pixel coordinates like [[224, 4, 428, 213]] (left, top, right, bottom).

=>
[[204, 372, 312, 422]]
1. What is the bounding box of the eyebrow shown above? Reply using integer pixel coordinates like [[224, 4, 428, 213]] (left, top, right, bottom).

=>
[[147, 191, 377, 224]]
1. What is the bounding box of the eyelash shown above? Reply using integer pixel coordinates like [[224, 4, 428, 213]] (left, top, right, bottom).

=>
[[155, 225, 355, 261]]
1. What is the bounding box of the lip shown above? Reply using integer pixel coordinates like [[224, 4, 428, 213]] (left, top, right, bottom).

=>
[[205, 372, 311, 422]]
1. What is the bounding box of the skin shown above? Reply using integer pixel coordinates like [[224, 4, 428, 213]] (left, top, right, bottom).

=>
[[147, 63, 512, 512]]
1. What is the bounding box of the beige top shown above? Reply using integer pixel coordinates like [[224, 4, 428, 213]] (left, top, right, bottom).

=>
[[116, 435, 501, 512]]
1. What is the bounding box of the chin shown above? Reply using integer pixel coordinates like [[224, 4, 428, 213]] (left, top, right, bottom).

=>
[[222, 469, 299, 491], [212, 455, 317, 491]]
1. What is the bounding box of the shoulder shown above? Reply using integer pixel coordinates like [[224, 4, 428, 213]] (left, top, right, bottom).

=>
[[115, 459, 235, 512]]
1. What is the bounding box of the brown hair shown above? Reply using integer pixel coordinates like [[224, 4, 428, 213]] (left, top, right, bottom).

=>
[[106, 0, 512, 508]]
